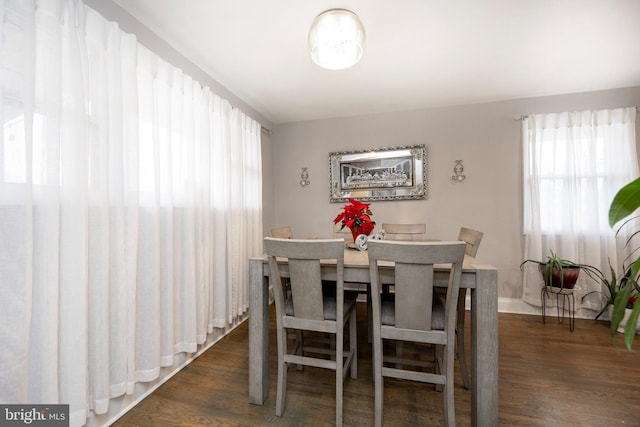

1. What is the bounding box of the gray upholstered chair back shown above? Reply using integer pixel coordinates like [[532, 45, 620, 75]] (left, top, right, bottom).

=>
[[381, 223, 427, 241], [458, 227, 483, 257]]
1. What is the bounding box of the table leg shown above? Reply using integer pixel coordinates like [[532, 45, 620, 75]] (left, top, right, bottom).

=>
[[470, 265, 499, 427], [249, 259, 269, 405]]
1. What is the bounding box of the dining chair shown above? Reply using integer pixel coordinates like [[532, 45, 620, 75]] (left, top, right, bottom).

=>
[[455, 226, 484, 389], [334, 223, 370, 330], [367, 240, 466, 427], [264, 237, 358, 427], [270, 226, 301, 355], [270, 226, 293, 239], [381, 223, 427, 241], [379, 223, 428, 355], [270, 226, 294, 294]]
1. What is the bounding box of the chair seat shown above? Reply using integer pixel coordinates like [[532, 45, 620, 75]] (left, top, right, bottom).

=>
[[285, 291, 358, 321], [381, 294, 445, 330]]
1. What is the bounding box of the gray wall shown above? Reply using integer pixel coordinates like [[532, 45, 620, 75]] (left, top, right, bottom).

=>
[[268, 87, 640, 307]]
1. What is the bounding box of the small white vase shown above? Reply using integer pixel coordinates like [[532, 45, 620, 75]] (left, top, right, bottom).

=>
[[616, 308, 640, 335]]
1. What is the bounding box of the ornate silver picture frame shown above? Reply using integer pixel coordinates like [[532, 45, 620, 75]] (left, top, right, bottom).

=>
[[329, 144, 427, 202]]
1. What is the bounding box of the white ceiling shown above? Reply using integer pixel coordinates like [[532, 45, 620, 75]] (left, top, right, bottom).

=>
[[112, 0, 640, 125]]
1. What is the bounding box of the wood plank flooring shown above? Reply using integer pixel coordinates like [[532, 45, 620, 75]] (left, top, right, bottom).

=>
[[113, 303, 640, 426]]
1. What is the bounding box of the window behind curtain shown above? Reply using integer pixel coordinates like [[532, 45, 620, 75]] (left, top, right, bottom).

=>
[[0, 1, 263, 423], [521, 107, 638, 310]]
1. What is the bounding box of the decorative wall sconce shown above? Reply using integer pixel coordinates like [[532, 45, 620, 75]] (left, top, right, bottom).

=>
[[451, 160, 466, 182], [300, 167, 311, 187]]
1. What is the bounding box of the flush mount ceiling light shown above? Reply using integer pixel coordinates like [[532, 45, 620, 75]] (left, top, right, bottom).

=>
[[308, 9, 365, 70]]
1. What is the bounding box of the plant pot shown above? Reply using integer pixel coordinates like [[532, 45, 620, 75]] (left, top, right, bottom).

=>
[[350, 223, 374, 241], [538, 264, 580, 289], [616, 308, 640, 335]]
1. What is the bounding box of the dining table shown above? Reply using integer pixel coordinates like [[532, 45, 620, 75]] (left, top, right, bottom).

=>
[[248, 246, 499, 427]]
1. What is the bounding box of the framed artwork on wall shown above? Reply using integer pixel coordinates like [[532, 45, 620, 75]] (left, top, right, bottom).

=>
[[329, 144, 427, 202]]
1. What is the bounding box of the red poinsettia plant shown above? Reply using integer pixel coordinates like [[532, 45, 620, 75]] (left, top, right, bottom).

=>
[[333, 198, 375, 239]]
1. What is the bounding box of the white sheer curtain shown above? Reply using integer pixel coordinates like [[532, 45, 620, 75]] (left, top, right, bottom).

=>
[[522, 107, 638, 311], [0, 1, 262, 425]]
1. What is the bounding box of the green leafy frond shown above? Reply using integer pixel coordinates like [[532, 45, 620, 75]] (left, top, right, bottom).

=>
[[609, 177, 640, 227]]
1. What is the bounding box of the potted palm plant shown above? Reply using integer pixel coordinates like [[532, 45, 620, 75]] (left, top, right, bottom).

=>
[[608, 177, 640, 348], [613, 294, 640, 334], [581, 262, 640, 322]]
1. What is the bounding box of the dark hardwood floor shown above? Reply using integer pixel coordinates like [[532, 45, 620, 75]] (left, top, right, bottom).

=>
[[113, 303, 640, 426]]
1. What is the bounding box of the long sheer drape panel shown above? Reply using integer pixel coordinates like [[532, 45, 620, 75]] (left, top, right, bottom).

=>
[[521, 107, 638, 311], [0, 1, 263, 425]]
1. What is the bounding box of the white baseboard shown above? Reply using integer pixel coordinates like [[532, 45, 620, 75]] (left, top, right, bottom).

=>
[[497, 297, 542, 315], [493, 297, 597, 320]]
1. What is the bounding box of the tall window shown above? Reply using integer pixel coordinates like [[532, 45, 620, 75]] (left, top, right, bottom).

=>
[[521, 107, 638, 310], [0, 1, 263, 424]]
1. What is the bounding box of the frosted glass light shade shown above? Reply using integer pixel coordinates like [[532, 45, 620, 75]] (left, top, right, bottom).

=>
[[308, 9, 365, 70]]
